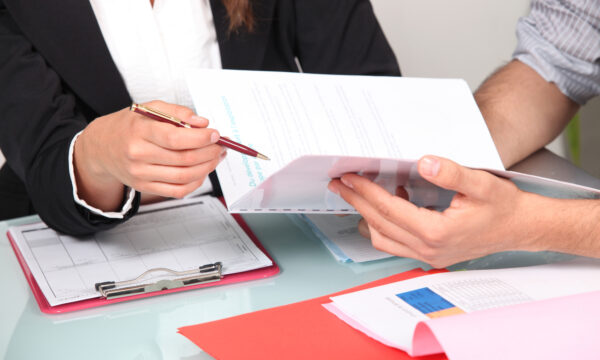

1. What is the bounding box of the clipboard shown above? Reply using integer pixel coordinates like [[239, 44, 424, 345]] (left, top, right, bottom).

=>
[[7, 198, 279, 314]]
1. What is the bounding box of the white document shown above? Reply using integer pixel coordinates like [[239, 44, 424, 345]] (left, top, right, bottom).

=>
[[302, 214, 393, 263], [188, 70, 504, 213], [327, 260, 600, 355], [9, 196, 272, 306]]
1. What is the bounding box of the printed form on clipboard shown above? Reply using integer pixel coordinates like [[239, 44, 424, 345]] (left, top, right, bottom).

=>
[[7, 196, 277, 313], [187, 70, 505, 214]]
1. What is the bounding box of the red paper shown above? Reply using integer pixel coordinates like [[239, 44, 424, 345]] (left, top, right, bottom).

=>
[[179, 268, 448, 360]]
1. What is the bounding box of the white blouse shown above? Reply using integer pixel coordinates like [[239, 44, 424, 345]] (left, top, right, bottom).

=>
[[69, 0, 222, 218], [90, 0, 222, 108]]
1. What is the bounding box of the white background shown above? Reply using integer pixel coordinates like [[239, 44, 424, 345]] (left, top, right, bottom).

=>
[[371, 0, 600, 175]]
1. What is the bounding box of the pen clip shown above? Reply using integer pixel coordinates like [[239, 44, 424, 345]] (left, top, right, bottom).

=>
[[130, 103, 192, 128]]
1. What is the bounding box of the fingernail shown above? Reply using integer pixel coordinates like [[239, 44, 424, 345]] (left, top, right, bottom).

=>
[[211, 132, 220, 143], [328, 182, 340, 195], [220, 151, 227, 160], [420, 157, 440, 177], [192, 115, 208, 126], [358, 220, 371, 238], [341, 176, 353, 189]]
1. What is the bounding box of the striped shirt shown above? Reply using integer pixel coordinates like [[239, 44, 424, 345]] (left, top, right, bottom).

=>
[[513, 0, 600, 105]]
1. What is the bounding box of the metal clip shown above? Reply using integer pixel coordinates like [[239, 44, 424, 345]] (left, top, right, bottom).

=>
[[94, 262, 223, 300]]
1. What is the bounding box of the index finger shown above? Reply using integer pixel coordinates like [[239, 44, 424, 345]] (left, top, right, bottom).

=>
[[140, 121, 221, 150]]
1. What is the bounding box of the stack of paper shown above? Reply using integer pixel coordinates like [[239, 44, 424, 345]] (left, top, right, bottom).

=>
[[326, 260, 600, 359], [291, 214, 394, 263]]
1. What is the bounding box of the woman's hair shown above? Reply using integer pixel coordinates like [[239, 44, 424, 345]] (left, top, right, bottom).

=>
[[222, 0, 255, 32]]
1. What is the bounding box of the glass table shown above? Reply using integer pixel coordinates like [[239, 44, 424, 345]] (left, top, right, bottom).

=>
[[0, 149, 596, 359]]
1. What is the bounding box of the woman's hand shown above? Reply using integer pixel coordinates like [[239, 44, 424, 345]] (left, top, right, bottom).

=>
[[328, 156, 551, 268], [73, 101, 225, 211]]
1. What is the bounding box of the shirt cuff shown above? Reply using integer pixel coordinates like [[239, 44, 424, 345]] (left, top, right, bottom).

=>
[[68, 131, 135, 219]]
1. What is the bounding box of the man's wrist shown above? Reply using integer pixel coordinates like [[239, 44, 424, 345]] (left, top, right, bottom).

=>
[[510, 191, 556, 253], [518, 194, 600, 256]]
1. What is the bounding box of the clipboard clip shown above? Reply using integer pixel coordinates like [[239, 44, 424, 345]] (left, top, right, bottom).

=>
[[94, 262, 223, 300]]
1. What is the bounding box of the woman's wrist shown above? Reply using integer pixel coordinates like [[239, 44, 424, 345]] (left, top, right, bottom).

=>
[[73, 128, 124, 211]]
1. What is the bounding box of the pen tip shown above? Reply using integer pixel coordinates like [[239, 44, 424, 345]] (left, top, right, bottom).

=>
[[257, 153, 270, 161]]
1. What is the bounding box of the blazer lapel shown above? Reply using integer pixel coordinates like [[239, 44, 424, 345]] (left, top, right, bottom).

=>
[[210, 0, 277, 69], [5, 0, 131, 116]]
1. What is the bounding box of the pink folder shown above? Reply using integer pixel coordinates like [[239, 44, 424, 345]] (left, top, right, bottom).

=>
[[7, 212, 279, 314], [411, 290, 600, 360], [324, 268, 600, 360]]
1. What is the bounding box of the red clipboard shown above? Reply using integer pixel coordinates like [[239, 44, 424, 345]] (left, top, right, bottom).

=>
[[7, 202, 279, 314]]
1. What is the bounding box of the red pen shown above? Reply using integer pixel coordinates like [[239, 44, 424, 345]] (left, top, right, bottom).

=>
[[130, 103, 270, 161]]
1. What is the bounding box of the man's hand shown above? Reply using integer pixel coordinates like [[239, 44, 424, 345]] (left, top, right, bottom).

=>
[[328, 156, 554, 268]]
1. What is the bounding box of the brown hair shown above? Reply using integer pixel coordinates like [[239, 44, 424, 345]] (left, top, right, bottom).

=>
[[222, 0, 255, 33]]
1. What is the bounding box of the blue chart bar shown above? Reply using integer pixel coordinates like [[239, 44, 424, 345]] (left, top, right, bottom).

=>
[[396, 287, 464, 318]]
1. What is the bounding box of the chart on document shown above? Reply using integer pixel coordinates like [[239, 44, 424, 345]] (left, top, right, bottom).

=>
[[8, 197, 272, 306]]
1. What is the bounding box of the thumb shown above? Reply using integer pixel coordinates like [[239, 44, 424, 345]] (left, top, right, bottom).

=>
[[417, 156, 493, 199], [358, 218, 371, 239]]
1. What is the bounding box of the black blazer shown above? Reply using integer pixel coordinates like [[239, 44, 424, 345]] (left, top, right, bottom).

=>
[[0, 0, 400, 235]]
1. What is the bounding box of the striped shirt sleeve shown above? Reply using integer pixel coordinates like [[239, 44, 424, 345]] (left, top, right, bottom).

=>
[[513, 0, 600, 105]]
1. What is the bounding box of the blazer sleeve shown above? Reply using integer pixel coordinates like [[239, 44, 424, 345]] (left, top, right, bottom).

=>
[[0, 4, 140, 235], [293, 0, 400, 76]]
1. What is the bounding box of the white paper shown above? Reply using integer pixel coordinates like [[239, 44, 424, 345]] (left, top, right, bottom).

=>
[[327, 260, 600, 355], [302, 214, 393, 263], [9, 196, 272, 306], [187, 69, 504, 213]]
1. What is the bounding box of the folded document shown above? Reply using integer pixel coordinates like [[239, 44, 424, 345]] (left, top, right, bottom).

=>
[[327, 260, 600, 359], [188, 70, 600, 214], [188, 70, 504, 213]]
